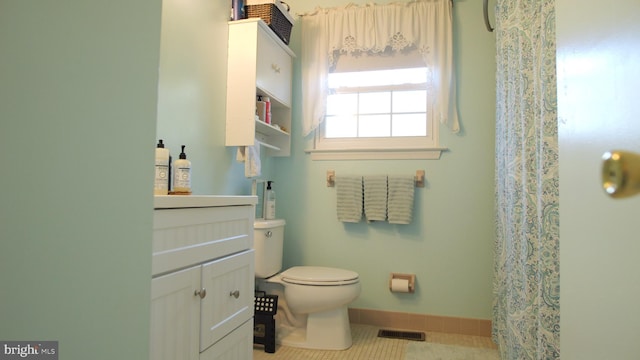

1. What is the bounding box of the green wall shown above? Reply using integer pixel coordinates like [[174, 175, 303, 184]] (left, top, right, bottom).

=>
[[155, 0, 273, 195], [0, 1, 495, 358], [156, 0, 496, 320], [0, 1, 161, 359], [274, 0, 497, 319]]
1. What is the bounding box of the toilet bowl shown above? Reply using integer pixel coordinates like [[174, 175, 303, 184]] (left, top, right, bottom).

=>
[[266, 266, 361, 350], [254, 220, 361, 350]]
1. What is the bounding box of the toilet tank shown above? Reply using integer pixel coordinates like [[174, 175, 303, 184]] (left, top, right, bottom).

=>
[[254, 219, 286, 278]]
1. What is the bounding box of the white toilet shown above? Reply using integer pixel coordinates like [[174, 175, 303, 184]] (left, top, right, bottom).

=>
[[254, 219, 361, 350]]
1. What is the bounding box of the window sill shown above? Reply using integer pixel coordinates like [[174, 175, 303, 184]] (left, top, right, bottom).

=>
[[305, 147, 447, 160]]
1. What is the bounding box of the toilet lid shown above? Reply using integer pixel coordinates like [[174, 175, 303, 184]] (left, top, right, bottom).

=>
[[281, 266, 359, 286]]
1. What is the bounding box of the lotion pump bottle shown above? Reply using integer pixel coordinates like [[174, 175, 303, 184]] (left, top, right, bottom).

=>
[[173, 145, 192, 194], [154, 140, 170, 195], [264, 96, 272, 124], [265, 181, 276, 219]]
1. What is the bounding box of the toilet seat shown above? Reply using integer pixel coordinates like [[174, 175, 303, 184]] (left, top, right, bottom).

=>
[[281, 266, 359, 286]]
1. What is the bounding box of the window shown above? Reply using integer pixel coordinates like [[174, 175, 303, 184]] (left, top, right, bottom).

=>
[[299, 0, 458, 160], [310, 51, 445, 160], [325, 67, 429, 139]]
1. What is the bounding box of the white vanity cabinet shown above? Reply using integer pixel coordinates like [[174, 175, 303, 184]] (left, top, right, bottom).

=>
[[226, 18, 295, 157], [150, 196, 258, 360]]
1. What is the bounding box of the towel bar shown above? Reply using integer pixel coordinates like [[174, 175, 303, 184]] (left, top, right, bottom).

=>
[[326, 170, 425, 188]]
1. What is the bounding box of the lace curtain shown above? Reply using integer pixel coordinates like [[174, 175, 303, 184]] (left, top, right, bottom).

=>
[[299, 0, 459, 137], [493, 0, 560, 358]]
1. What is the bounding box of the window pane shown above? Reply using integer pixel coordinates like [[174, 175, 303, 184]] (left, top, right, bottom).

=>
[[325, 115, 357, 138], [327, 93, 358, 115], [393, 90, 427, 113], [392, 114, 427, 137], [328, 67, 428, 88], [359, 115, 391, 137], [359, 92, 390, 114]]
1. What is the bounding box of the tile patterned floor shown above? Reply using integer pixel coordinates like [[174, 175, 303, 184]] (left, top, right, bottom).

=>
[[253, 324, 498, 360]]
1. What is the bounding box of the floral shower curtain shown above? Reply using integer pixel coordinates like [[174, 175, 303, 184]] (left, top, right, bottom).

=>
[[492, 0, 560, 359]]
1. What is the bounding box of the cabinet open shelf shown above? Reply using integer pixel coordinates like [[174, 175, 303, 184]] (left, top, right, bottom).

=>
[[255, 119, 289, 153], [255, 139, 280, 151], [256, 119, 289, 137]]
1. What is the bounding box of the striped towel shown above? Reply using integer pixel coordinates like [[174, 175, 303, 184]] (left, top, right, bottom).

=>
[[387, 176, 415, 224], [363, 176, 388, 222], [335, 176, 363, 223]]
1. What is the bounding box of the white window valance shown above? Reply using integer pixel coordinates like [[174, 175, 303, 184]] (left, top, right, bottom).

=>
[[299, 0, 459, 137]]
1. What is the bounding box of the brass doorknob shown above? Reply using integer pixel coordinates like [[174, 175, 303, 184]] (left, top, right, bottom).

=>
[[602, 150, 640, 198]]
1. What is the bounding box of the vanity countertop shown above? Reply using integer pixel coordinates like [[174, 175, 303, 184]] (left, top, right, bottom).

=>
[[154, 195, 258, 209]]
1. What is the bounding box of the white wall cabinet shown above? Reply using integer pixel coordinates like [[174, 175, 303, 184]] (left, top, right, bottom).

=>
[[226, 19, 295, 157], [150, 197, 256, 360]]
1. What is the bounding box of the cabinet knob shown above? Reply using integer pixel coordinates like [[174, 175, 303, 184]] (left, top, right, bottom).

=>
[[229, 290, 240, 299], [194, 288, 207, 299], [271, 63, 281, 73]]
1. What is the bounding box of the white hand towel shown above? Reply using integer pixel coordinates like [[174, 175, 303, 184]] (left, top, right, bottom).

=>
[[236, 145, 261, 178], [363, 176, 388, 222], [236, 146, 246, 162], [245, 145, 261, 178], [335, 176, 363, 223], [388, 176, 415, 224]]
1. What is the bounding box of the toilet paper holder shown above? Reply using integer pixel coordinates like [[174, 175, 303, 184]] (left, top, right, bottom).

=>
[[389, 273, 416, 293]]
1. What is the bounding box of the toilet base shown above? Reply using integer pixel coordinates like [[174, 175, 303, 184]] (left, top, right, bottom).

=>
[[277, 306, 352, 350]]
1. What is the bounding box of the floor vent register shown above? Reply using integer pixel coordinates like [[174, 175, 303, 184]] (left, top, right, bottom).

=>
[[377, 329, 426, 341]]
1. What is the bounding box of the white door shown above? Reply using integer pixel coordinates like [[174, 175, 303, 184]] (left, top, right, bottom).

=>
[[557, 0, 640, 358]]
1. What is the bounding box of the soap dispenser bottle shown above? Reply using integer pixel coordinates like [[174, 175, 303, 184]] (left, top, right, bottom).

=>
[[172, 145, 192, 194], [264, 96, 272, 124], [265, 181, 276, 219], [154, 139, 170, 195]]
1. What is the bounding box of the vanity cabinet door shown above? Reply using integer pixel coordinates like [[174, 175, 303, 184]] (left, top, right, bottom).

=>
[[150, 266, 201, 360], [199, 250, 255, 352]]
